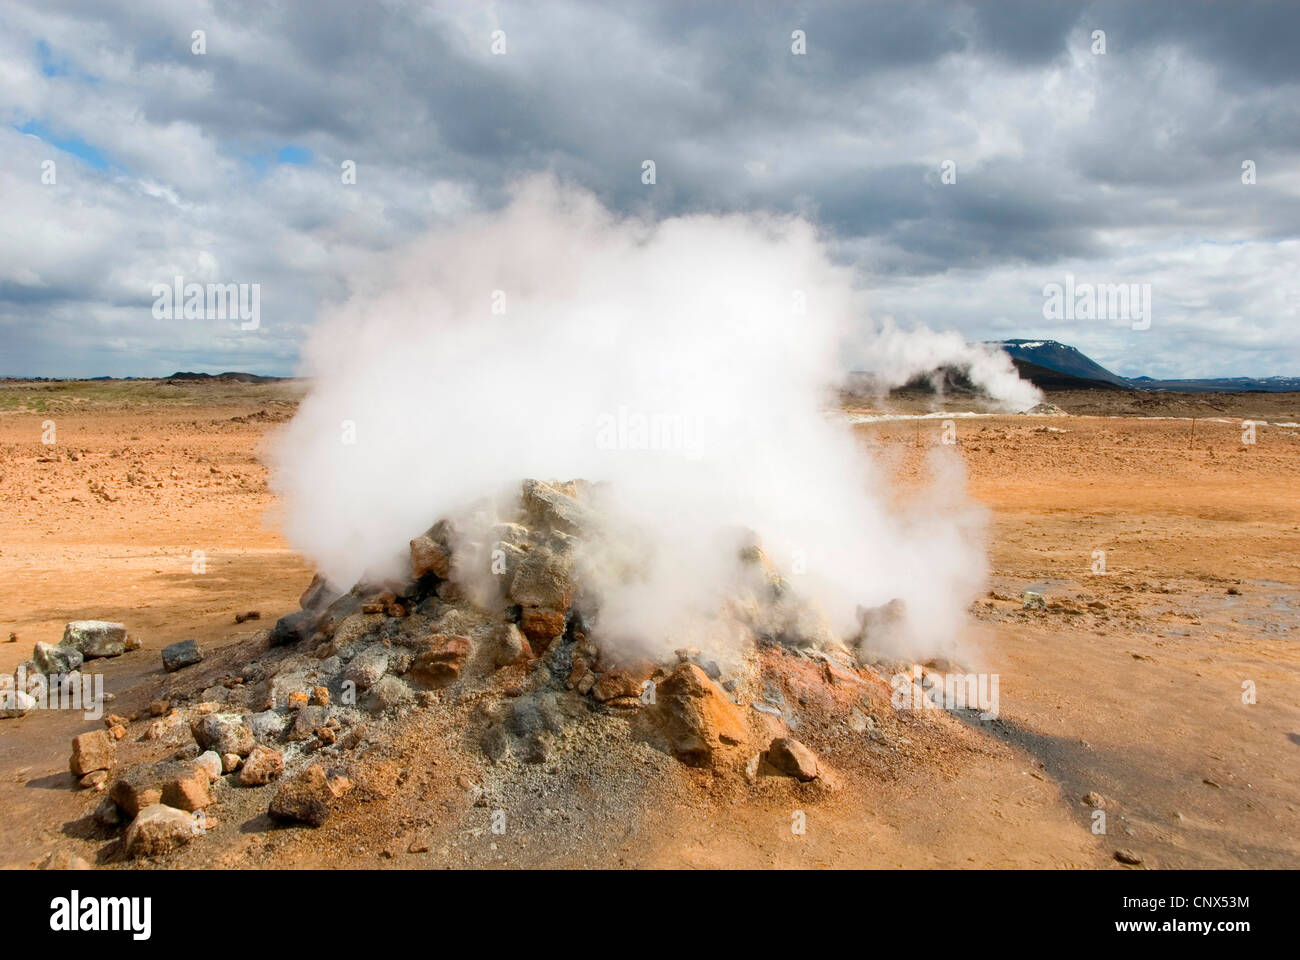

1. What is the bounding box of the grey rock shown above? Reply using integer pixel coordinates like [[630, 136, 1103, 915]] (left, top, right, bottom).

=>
[[161, 638, 204, 672]]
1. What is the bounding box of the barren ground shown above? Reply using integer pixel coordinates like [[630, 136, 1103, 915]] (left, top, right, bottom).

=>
[[1, 380, 1297, 869]]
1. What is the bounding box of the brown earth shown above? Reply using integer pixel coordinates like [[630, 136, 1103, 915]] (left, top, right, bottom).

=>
[[1, 381, 1297, 869]]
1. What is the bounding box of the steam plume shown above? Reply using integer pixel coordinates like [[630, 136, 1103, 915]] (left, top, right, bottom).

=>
[[271, 176, 1028, 661]]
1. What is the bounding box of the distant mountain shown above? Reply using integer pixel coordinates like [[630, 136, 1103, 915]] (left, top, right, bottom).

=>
[[989, 340, 1300, 393], [166, 371, 285, 384]]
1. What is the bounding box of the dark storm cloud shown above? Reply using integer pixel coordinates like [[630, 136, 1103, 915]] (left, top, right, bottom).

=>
[[0, 0, 1296, 377]]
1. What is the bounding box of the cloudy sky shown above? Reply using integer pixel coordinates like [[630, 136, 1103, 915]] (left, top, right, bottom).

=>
[[2, 0, 1298, 379]]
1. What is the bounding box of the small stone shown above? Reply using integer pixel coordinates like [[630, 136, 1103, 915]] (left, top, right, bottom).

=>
[[161, 638, 204, 672], [287, 690, 309, 710], [79, 770, 109, 790], [108, 724, 127, 741], [149, 699, 170, 717], [110, 769, 164, 818], [124, 804, 195, 859], [221, 753, 241, 773], [1022, 591, 1046, 611], [238, 745, 284, 786], [193, 751, 223, 782], [269, 764, 332, 826], [61, 621, 129, 659], [1114, 848, 1144, 865], [311, 685, 330, 707], [0, 690, 36, 719], [766, 737, 820, 781], [39, 849, 91, 870], [493, 623, 533, 668], [1084, 791, 1107, 809], [69, 730, 115, 776]]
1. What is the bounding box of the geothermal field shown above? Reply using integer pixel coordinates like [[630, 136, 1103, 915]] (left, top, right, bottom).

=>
[[1, 377, 1296, 870]]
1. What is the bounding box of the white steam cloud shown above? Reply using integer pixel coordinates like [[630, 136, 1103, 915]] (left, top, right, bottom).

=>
[[271, 176, 1030, 662]]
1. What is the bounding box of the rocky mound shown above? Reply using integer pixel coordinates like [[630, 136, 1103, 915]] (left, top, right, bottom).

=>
[[47, 478, 931, 863]]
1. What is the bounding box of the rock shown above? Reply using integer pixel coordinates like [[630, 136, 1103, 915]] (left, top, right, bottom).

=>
[[144, 712, 189, 744], [365, 675, 413, 713], [268, 607, 318, 647], [69, 730, 115, 776], [191, 713, 254, 756], [493, 623, 533, 668], [247, 710, 289, 743], [287, 691, 309, 710], [160, 763, 213, 811], [61, 621, 128, 659], [1084, 791, 1107, 809], [161, 638, 204, 672], [33, 641, 84, 675], [287, 705, 330, 741], [193, 751, 223, 782], [591, 669, 645, 703], [268, 764, 332, 827], [641, 663, 748, 769], [238, 745, 284, 786], [410, 635, 471, 687], [1114, 848, 1144, 865], [39, 849, 91, 870], [221, 753, 241, 773], [343, 643, 389, 691], [149, 699, 170, 716], [509, 535, 577, 611], [79, 770, 109, 790], [410, 535, 452, 580], [94, 796, 123, 828], [0, 690, 36, 719], [519, 606, 566, 646], [520, 478, 593, 534], [110, 768, 164, 818], [311, 685, 330, 707], [1022, 591, 1046, 611], [766, 737, 820, 781], [299, 573, 339, 611], [124, 804, 196, 859]]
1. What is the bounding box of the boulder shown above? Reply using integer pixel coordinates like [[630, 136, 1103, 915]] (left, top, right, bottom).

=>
[[268, 764, 332, 827], [508, 535, 577, 611], [191, 713, 254, 756], [520, 478, 594, 534], [641, 663, 748, 769], [33, 641, 83, 675], [161, 638, 204, 672], [61, 621, 128, 659], [519, 606, 566, 646], [410, 535, 452, 580], [123, 804, 195, 859], [766, 737, 820, 781], [493, 623, 533, 668], [69, 730, 115, 776]]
